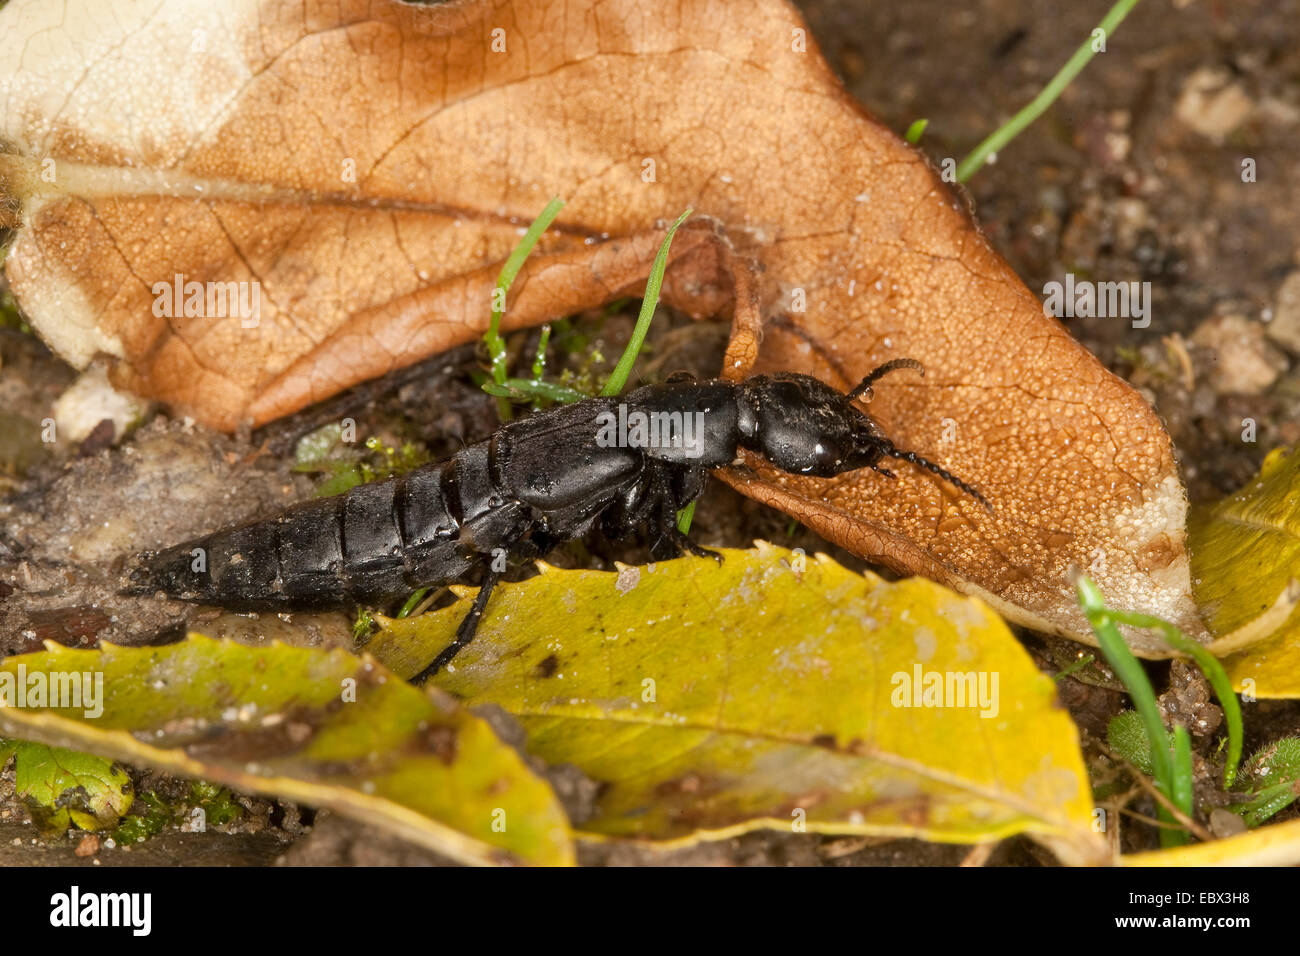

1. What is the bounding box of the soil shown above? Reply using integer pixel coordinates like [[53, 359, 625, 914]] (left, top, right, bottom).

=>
[[1, 0, 1298, 865]]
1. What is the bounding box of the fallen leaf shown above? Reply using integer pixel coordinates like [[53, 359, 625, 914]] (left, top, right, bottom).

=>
[[368, 544, 1106, 865], [1192, 445, 1300, 697], [1, 739, 132, 830], [0, 0, 1196, 650], [0, 636, 574, 865], [1123, 815, 1300, 867]]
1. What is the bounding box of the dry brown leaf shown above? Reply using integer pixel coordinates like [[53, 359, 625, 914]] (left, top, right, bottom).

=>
[[0, 0, 1198, 649]]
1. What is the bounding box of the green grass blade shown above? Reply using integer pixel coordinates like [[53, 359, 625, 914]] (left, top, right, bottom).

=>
[[600, 208, 693, 397], [675, 499, 696, 534], [481, 378, 590, 404], [485, 197, 566, 386], [956, 0, 1143, 183], [531, 325, 552, 381], [1076, 580, 1175, 792], [1102, 606, 1244, 789], [397, 588, 430, 619]]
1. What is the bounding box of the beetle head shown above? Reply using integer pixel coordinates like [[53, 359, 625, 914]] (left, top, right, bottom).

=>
[[736, 361, 988, 507]]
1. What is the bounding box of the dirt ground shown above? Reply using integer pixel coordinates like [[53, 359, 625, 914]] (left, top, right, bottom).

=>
[[2, 0, 1299, 865]]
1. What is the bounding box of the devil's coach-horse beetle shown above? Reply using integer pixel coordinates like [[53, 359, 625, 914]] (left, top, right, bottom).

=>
[[126, 359, 987, 679]]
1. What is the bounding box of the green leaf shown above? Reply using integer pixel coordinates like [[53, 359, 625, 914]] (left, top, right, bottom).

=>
[[0, 636, 573, 865], [1234, 737, 1300, 827], [485, 196, 566, 388], [1191, 445, 1300, 697], [1243, 737, 1300, 789], [1106, 710, 1172, 777], [112, 790, 171, 845], [6, 740, 132, 830], [370, 544, 1105, 864], [956, 0, 1144, 182]]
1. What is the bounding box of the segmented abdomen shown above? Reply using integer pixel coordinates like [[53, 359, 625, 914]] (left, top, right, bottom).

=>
[[129, 457, 483, 609], [128, 395, 657, 610]]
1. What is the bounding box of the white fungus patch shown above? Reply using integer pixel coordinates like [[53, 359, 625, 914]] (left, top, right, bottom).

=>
[[615, 565, 641, 595]]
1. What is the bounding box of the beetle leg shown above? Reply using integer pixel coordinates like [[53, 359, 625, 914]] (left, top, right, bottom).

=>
[[414, 565, 504, 682], [639, 468, 685, 560], [602, 473, 652, 540], [653, 478, 721, 563], [663, 525, 722, 562]]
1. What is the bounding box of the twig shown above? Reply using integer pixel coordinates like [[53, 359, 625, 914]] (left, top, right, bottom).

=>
[[1109, 750, 1214, 843]]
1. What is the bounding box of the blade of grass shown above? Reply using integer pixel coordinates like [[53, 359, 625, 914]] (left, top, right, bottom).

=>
[[599, 208, 692, 397], [481, 379, 590, 404], [598, 208, 697, 530], [904, 118, 928, 144], [479, 207, 701, 530], [956, 0, 1143, 183], [531, 325, 552, 381], [397, 588, 429, 619], [1076, 575, 1188, 846], [485, 197, 566, 386], [675, 499, 696, 534], [1099, 606, 1243, 789], [1053, 653, 1096, 682]]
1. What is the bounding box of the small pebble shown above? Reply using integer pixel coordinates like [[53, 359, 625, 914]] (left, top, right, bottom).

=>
[[1191, 314, 1288, 395], [74, 833, 100, 857], [1266, 271, 1300, 354], [1174, 66, 1254, 141]]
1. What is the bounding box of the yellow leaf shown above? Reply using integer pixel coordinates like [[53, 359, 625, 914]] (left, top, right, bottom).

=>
[[0, 636, 573, 865], [370, 545, 1105, 864], [1191, 446, 1300, 697], [1123, 815, 1300, 867]]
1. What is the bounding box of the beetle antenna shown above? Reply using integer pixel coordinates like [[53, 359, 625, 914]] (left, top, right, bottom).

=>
[[884, 446, 991, 510], [847, 358, 924, 402]]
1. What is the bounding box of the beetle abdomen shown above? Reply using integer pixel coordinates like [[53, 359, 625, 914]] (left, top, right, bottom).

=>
[[127, 462, 474, 609]]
